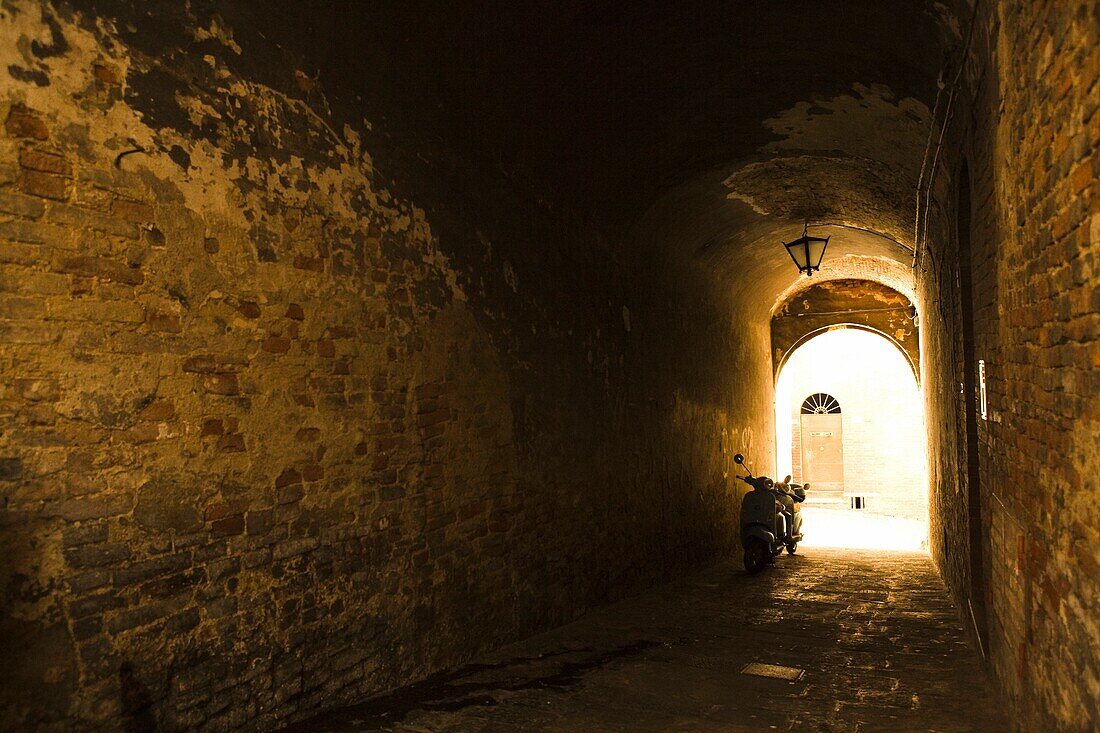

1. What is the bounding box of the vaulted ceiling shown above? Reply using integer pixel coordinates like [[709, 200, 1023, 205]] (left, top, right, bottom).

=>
[[104, 0, 967, 315], [277, 0, 963, 313]]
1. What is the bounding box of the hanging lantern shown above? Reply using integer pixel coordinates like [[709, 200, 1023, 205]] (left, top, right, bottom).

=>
[[783, 225, 829, 276]]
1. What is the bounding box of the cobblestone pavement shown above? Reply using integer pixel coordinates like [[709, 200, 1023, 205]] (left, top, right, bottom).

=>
[[282, 549, 1007, 732]]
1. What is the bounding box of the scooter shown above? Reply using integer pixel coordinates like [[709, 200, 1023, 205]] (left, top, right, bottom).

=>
[[733, 454, 806, 573], [773, 475, 808, 555]]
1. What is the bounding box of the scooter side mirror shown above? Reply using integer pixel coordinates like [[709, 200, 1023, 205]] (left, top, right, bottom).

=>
[[783, 475, 792, 483], [803, 483, 810, 490], [733, 453, 744, 464]]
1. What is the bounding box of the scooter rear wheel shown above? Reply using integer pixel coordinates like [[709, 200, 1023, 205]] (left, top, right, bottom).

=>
[[744, 538, 768, 573]]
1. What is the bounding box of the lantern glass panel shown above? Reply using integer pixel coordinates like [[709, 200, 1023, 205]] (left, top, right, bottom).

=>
[[807, 237, 828, 268], [786, 240, 809, 269]]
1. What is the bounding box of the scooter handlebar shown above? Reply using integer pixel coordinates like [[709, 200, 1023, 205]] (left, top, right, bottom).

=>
[[737, 474, 774, 490]]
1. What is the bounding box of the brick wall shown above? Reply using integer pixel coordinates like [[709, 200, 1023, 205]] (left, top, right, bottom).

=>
[[0, 3, 750, 730], [922, 1, 1099, 730]]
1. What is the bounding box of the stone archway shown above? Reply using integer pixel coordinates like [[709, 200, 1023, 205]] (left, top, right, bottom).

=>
[[779, 323, 919, 384], [774, 328, 929, 550], [771, 279, 919, 383]]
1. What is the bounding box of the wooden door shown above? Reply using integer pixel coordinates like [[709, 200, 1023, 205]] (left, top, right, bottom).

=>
[[801, 413, 844, 500]]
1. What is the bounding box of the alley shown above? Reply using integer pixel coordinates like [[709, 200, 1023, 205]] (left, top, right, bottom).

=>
[[284, 549, 1005, 732], [2, 2, 1096, 730]]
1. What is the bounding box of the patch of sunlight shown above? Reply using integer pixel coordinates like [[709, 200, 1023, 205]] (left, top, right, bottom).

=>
[[798, 506, 928, 552], [773, 326, 930, 550]]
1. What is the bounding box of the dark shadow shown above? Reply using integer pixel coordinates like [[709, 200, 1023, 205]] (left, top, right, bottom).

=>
[[119, 661, 158, 733], [957, 160, 988, 652], [277, 641, 662, 732]]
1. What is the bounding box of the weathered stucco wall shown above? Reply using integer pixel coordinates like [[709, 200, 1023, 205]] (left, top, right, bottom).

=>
[[0, 2, 752, 730], [922, 1, 1099, 730]]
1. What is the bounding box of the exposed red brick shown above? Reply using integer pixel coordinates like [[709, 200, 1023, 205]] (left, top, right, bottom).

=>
[[235, 299, 261, 319], [182, 356, 239, 374], [200, 418, 224, 437], [4, 104, 48, 140], [52, 254, 143, 285], [92, 62, 121, 85], [262, 336, 292, 353], [70, 277, 94, 296], [137, 400, 175, 422], [124, 423, 160, 444], [202, 373, 239, 396], [111, 198, 154, 224], [421, 422, 446, 439], [216, 433, 245, 452], [296, 427, 320, 443], [210, 514, 245, 536], [19, 169, 69, 200], [19, 148, 72, 176], [275, 468, 302, 488], [415, 382, 445, 400], [293, 255, 324, 272], [374, 435, 404, 452], [204, 499, 248, 522], [300, 463, 324, 482], [417, 409, 449, 428], [146, 309, 181, 333]]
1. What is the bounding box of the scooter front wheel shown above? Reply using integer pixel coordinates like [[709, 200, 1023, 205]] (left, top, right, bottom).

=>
[[744, 538, 768, 573], [786, 543, 798, 555]]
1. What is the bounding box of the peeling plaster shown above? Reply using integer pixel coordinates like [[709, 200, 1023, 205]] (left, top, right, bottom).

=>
[[0, 0, 465, 307], [723, 84, 931, 247]]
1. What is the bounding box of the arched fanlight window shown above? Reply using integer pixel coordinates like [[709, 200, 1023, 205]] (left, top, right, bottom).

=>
[[801, 393, 841, 414]]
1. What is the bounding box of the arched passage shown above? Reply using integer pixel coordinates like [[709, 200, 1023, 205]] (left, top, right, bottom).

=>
[[775, 327, 929, 550], [2, 2, 1096, 731], [771, 279, 920, 383], [777, 323, 919, 384]]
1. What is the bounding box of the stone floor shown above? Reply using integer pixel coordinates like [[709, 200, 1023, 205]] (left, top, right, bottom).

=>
[[281, 549, 1007, 732]]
